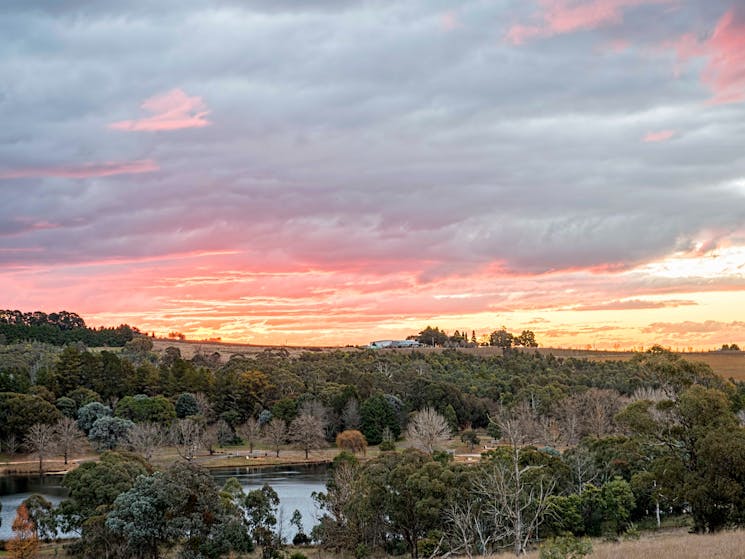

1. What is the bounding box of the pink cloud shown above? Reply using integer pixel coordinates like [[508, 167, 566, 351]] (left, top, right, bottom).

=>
[[440, 11, 463, 32], [672, 10, 745, 104], [110, 88, 211, 132], [643, 129, 675, 142], [507, 0, 675, 44], [570, 298, 696, 311], [0, 159, 158, 180]]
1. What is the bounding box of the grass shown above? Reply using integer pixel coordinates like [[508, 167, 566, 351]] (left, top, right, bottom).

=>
[[505, 529, 745, 559]]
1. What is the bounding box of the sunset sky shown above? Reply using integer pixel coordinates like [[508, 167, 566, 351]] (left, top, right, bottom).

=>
[[2, 0, 744, 349]]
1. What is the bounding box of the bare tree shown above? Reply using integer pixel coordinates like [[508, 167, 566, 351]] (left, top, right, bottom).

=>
[[169, 418, 204, 461], [444, 498, 494, 559], [341, 398, 361, 430], [203, 419, 232, 455], [24, 423, 56, 474], [474, 416, 556, 556], [564, 446, 599, 495], [126, 422, 164, 462], [264, 418, 287, 457], [536, 416, 562, 448], [238, 417, 262, 454], [3, 434, 20, 456], [582, 388, 625, 438], [289, 413, 326, 459], [556, 396, 581, 446], [406, 407, 451, 454], [194, 392, 215, 421], [53, 417, 85, 465]]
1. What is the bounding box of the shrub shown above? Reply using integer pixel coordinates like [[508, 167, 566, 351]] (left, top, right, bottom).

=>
[[539, 535, 593, 559]]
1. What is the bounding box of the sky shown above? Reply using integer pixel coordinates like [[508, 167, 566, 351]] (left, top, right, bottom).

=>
[[1, 0, 744, 350]]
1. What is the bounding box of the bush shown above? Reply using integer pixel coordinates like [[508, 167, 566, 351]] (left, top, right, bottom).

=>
[[355, 543, 369, 559], [289, 553, 308, 559], [539, 535, 592, 559], [379, 439, 396, 451]]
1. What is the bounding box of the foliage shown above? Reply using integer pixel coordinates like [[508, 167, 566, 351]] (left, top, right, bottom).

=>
[[244, 483, 282, 559], [22, 494, 57, 541], [360, 394, 401, 445], [0, 392, 61, 441], [6, 503, 40, 559], [58, 451, 151, 534], [106, 461, 253, 559], [539, 535, 592, 559], [0, 309, 136, 346], [76, 401, 112, 434], [175, 392, 200, 418], [115, 394, 176, 423], [336, 429, 368, 455], [88, 416, 135, 451]]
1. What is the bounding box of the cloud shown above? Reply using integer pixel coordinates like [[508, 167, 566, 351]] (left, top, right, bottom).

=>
[[110, 89, 211, 131], [1, 1, 744, 346], [0, 160, 158, 179], [440, 11, 463, 32], [569, 298, 696, 311], [671, 9, 745, 104], [507, 0, 675, 44], [643, 129, 675, 142]]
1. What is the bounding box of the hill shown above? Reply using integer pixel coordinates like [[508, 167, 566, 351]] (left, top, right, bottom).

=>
[[146, 338, 745, 379]]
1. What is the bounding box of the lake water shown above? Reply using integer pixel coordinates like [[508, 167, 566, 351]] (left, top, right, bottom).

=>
[[0, 464, 328, 541]]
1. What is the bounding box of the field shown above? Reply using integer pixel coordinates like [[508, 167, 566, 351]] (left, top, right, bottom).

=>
[[10, 529, 745, 558], [148, 339, 745, 380], [508, 529, 745, 559]]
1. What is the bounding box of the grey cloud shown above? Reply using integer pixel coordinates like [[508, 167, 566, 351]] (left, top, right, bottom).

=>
[[1, 0, 744, 276]]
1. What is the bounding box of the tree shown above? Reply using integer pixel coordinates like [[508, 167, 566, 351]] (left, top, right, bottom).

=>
[[415, 326, 449, 347], [6, 504, 39, 559], [53, 416, 85, 465], [107, 462, 252, 559], [238, 417, 262, 454], [475, 417, 557, 555], [368, 449, 456, 558], [264, 418, 288, 457], [56, 451, 151, 559], [336, 430, 368, 455], [24, 423, 55, 474], [406, 407, 451, 454], [88, 416, 135, 451], [489, 327, 514, 351], [515, 330, 539, 348], [21, 494, 57, 542], [616, 384, 741, 532], [175, 392, 199, 418], [599, 478, 635, 535], [460, 430, 479, 452], [244, 483, 281, 559], [126, 422, 164, 462], [76, 401, 111, 434], [291, 509, 311, 545], [289, 412, 326, 459], [0, 393, 61, 442], [115, 394, 176, 424], [341, 398, 361, 430], [360, 394, 400, 445], [169, 417, 205, 461]]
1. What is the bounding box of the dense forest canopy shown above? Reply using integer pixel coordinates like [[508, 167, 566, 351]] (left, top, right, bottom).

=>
[[0, 309, 137, 347]]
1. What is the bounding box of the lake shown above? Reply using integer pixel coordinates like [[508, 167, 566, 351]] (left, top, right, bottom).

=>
[[0, 463, 329, 541]]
